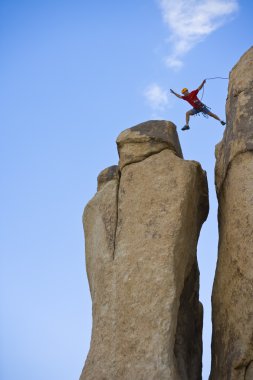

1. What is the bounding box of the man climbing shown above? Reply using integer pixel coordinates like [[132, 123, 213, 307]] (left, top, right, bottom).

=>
[[170, 80, 226, 131]]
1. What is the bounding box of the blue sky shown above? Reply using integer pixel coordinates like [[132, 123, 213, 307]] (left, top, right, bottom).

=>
[[1, 1, 252, 379]]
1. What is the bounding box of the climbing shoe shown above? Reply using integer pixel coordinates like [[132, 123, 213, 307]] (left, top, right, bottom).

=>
[[181, 125, 190, 131], [221, 121, 226, 126]]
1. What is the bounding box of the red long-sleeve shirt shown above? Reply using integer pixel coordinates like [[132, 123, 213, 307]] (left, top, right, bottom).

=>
[[182, 89, 203, 109]]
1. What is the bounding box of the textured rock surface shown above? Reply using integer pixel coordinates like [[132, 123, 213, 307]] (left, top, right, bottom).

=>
[[116, 120, 183, 170], [215, 46, 253, 193], [83, 176, 118, 380], [210, 47, 253, 380], [97, 165, 119, 191], [81, 120, 209, 380]]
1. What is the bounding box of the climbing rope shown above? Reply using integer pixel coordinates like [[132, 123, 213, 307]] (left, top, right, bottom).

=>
[[205, 77, 229, 80], [200, 76, 229, 101]]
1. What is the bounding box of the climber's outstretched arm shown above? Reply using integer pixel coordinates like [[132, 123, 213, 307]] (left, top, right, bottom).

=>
[[197, 79, 206, 91], [170, 89, 183, 99]]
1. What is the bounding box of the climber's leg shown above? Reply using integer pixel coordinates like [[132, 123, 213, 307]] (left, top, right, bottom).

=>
[[207, 111, 221, 121], [182, 109, 195, 131], [207, 110, 226, 125]]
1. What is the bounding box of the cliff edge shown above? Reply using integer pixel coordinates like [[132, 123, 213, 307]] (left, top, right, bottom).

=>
[[210, 46, 253, 380]]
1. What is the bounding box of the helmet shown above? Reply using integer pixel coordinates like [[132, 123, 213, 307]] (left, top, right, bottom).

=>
[[181, 88, 188, 94]]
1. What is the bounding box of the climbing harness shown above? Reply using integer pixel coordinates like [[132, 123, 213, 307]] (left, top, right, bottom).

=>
[[193, 104, 211, 118]]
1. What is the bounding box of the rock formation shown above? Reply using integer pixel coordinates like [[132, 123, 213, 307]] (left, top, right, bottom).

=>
[[210, 46, 253, 380], [80, 120, 209, 380]]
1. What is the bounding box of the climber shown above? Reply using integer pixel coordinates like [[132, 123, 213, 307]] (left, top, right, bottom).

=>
[[170, 80, 226, 131]]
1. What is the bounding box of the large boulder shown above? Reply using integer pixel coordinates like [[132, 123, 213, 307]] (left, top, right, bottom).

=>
[[81, 120, 209, 380], [210, 47, 253, 380]]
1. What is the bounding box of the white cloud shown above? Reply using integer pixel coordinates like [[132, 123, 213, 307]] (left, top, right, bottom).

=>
[[165, 57, 183, 70], [144, 83, 169, 111], [158, 0, 239, 69]]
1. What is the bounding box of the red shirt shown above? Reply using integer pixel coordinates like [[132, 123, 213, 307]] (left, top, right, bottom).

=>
[[182, 89, 203, 109]]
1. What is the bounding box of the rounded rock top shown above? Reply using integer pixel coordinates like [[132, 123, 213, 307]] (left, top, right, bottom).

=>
[[116, 120, 183, 170]]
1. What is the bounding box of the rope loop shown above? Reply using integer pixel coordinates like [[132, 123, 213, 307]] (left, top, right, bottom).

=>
[[200, 76, 229, 101]]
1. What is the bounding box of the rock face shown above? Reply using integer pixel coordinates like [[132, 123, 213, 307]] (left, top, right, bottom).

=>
[[210, 46, 253, 380], [81, 120, 209, 380]]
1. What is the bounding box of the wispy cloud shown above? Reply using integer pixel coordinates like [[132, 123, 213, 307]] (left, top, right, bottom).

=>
[[158, 0, 239, 69], [144, 83, 169, 112]]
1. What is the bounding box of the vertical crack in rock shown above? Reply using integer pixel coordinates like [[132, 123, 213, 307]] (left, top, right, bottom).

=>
[[81, 120, 209, 380], [97, 165, 120, 258], [210, 46, 253, 380], [112, 173, 120, 260], [245, 361, 253, 380]]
